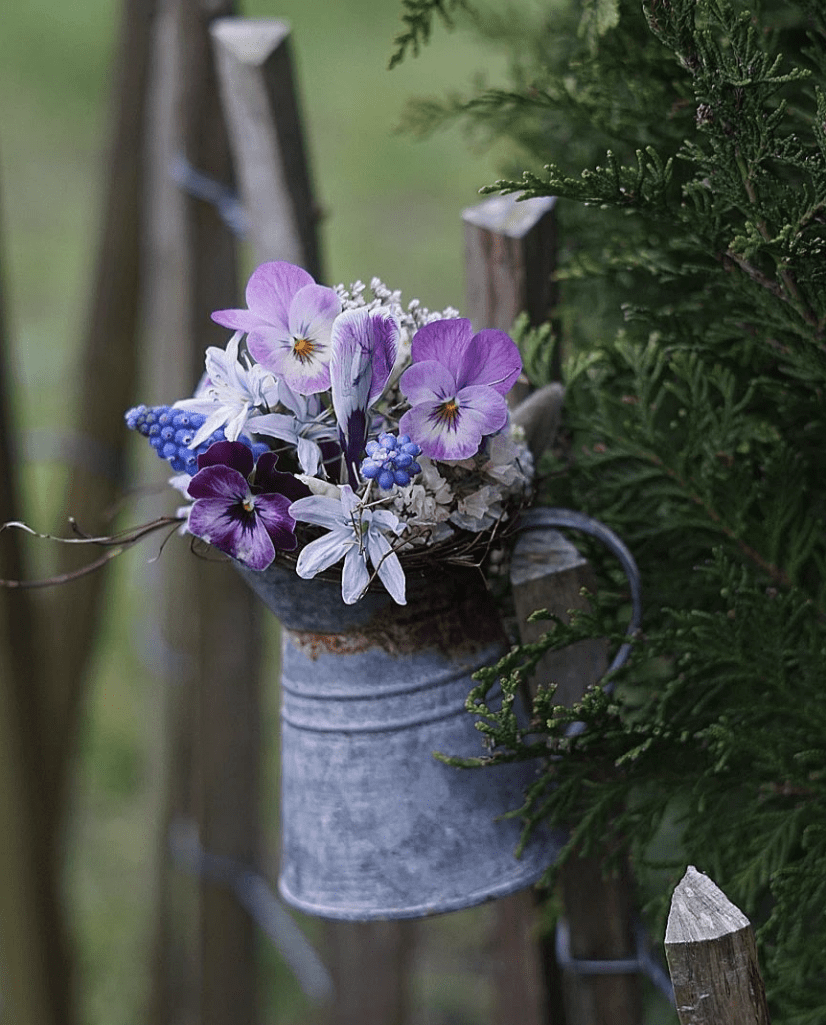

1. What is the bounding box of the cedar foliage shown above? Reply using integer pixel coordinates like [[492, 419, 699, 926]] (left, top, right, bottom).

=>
[[396, 0, 826, 1019]]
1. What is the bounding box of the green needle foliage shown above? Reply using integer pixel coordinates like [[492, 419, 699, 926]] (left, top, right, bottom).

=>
[[396, 0, 826, 1018]]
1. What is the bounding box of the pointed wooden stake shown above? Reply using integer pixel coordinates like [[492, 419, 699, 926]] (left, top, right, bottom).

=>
[[665, 867, 771, 1025], [210, 18, 324, 276]]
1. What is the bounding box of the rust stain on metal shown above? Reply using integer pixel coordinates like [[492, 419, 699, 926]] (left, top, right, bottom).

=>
[[288, 567, 507, 660]]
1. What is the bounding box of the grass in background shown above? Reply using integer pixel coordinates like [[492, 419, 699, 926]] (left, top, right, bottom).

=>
[[0, 2, 513, 1023]]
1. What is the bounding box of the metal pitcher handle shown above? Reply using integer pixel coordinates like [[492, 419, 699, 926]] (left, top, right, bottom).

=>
[[517, 507, 642, 681]]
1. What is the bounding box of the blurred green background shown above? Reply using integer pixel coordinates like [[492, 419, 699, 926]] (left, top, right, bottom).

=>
[[0, 2, 513, 1022]]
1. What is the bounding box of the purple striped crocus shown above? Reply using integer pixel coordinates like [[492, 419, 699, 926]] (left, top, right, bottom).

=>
[[398, 319, 522, 461], [330, 306, 400, 482]]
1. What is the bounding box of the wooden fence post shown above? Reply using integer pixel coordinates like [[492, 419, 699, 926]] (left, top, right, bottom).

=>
[[47, 0, 157, 827], [210, 18, 324, 278], [210, 18, 417, 1025], [463, 192, 643, 1024], [510, 528, 643, 1025], [665, 866, 771, 1025], [142, 3, 266, 1025], [463, 192, 558, 335], [0, 172, 73, 1025]]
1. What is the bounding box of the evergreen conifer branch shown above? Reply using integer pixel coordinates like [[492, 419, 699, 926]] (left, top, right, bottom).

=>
[[388, 0, 475, 69], [398, 0, 826, 1011]]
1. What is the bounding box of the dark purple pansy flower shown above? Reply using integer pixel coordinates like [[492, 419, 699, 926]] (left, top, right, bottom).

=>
[[398, 319, 522, 461], [186, 441, 310, 571]]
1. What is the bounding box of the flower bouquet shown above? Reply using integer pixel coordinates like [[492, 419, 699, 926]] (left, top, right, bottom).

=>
[[125, 260, 535, 604], [119, 260, 570, 919]]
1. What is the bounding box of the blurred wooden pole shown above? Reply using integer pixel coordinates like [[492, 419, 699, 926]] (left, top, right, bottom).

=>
[[465, 192, 642, 1024], [211, 18, 324, 278], [325, 921, 414, 1025], [0, 170, 73, 1025], [47, 0, 157, 829], [142, 2, 265, 1024], [463, 191, 559, 397]]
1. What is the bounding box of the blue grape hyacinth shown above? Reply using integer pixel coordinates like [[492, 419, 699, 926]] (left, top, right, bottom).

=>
[[125, 404, 268, 475], [360, 433, 422, 490]]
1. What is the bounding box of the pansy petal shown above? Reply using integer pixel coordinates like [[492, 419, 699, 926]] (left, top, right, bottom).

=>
[[409, 318, 474, 382], [398, 403, 480, 461], [295, 529, 353, 578], [458, 329, 522, 394], [341, 545, 370, 604], [288, 284, 342, 342], [246, 261, 314, 328], [399, 385, 508, 461], [399, 360, 457, 405], [187, 497, 240, 547], [187, 498, 275, 571], [195, 440, 254, 477], [454, 384, 509, 435], [276, 350, 332, 395], [254, 454, 312, 502], [254, 493, 299, 552], [246, 327, 296, 375], [187, 463, 249, 501], [231, 519, 277, 570], [210, 308, 267, 333]]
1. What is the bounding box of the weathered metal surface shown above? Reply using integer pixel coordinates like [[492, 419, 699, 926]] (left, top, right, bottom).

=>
[[236, 558, 562, 920]]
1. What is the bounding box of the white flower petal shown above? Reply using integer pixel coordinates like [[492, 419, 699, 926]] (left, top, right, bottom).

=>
[[341, 546, 370, 604], [289, 494, 347, 530], [296, 476, 343, 499], [296, 435, 322, 476], [366, 530, 406, 605], [295, 530, 353, 579]]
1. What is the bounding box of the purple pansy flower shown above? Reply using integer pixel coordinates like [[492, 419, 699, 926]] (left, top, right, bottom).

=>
[[330, 307, 400, 482], [398, 319, 522, 461], [186, 441, 310, 570], [211, 261, 342, 395]]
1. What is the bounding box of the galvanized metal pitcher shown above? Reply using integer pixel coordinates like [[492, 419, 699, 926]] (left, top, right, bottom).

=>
[[238, 556, 562, 920]]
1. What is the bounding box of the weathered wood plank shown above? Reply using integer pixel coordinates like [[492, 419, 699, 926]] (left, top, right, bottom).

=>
[[463, 192, 558, 333], [210, 18, 324, 276], [463, 192, 559, 404], [325, 921, 413, 1025], [510, 525, 643, 1025], [665, 866, 771, 1025], [48, 0, 157, 833], [464, 190, 563, 1025], [142, 3, 266, 1025], [0, 182, 72, 1025]]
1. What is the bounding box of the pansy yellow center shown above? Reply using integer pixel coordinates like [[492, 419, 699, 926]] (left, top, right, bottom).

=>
[[433, 397, 460, 429], [292, 336, 317, 364], [242, 495, 256, 513]]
